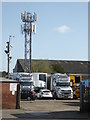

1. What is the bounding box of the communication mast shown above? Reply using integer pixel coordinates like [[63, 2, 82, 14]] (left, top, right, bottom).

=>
[[21, 11, 37, 73]]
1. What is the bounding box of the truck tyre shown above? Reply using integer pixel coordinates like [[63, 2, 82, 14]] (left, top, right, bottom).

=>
[[73, 95, 77, 99], [27, 97, 31, 101], [53, 92, 58, 99]]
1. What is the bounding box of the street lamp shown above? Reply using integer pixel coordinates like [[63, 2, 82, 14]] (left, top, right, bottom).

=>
[[4, 35, 14, 78], [21, 11, 37, 73]]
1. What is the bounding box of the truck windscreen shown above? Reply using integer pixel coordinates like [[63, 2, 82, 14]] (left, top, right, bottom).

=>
[[39, 74, 46, 82], [56, 82, 70, 87], [20, 77, 32, 80], [20, 74, 31, 77], [21, 82, 33, 86], [57, 75, 68, 81]]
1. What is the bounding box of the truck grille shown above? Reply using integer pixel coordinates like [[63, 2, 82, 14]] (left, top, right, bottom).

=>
[[62, 90, 71, 94]]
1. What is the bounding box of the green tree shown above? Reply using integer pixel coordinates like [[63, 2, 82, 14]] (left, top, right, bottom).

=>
[[51, 63, 64, 73], [32, 61, 39, 72], [37, 60, 52, 73], [32, 60, 65, 74], [32, 60, 53, 73], [2, 71, 7, 77]]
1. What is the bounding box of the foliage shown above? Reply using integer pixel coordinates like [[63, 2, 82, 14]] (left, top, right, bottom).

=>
[[32, 60, 64, 74], [32, 60, 52, 73], [1, 71, 7, 77], [51, 63, 65, 73]]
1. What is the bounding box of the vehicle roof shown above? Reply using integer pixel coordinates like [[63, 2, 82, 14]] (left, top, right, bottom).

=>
[[32, 72, 47, 75], [41, 89, 50, 92], [52, 73, 68, 76]]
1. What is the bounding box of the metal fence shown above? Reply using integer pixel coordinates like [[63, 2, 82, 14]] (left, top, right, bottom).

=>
[[80, 80, 90, 112]]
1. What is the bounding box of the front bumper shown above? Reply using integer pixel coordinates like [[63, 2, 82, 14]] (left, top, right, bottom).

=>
[[57, 93, 73, 99], [41, 94, 53, 98]]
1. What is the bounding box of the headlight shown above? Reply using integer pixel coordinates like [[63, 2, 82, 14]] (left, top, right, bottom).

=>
[[61, 90, 64, 92], [59, 89, 62, 93], [71, 90, 73, 93]]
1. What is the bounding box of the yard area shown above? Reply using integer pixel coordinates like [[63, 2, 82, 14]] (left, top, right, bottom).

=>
[[2, 99, 89, 119]]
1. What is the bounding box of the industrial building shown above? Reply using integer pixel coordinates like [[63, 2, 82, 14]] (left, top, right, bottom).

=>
[[13, 59, 89, 74]]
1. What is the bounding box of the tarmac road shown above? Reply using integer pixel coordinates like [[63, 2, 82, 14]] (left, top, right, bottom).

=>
[[2, 99, 90, 120]]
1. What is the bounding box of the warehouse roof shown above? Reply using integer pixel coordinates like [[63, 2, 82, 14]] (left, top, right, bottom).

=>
[[13, 59, 89, 74]]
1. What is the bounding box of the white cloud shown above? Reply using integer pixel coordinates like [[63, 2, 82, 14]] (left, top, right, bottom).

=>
[[56, 25, 71, 33]]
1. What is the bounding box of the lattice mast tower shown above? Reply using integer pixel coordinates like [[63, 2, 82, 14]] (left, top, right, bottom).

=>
[[21, 11, 37, 73]]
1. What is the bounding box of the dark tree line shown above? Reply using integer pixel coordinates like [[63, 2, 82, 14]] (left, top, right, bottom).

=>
[[32, 60, 65, 74], [1, 61, 65, 77]]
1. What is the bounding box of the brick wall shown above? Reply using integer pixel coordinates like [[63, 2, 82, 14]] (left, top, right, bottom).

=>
[[1, 82, 19, 109]]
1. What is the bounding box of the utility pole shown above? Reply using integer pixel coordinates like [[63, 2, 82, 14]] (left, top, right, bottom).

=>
[[4, 35, 14, 78], [21, 11, 37, 73]]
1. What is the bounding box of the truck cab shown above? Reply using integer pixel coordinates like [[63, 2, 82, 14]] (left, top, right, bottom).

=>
[[51, 73, 73, 99]]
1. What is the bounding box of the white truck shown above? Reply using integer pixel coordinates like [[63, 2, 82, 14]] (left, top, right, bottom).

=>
[[48, 73, 73, 99], [9, 72, 34, 91], [9, 72, 47, 92], [31, 72, 47, 92]]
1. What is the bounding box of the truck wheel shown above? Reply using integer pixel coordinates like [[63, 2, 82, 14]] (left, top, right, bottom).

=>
[[56, 97, 59, 100], [27, 97, 31, 101], [53, 92, 58, 99], [53, 93, 56, 99], [73, 95, 77, 99]]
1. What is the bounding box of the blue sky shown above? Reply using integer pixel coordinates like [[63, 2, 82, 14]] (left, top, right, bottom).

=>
[[2, 2, 88, 72]]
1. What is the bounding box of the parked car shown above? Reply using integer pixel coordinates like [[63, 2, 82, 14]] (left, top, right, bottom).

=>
[[21, 88, 36, 101], [37, 89, 53, 99]]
